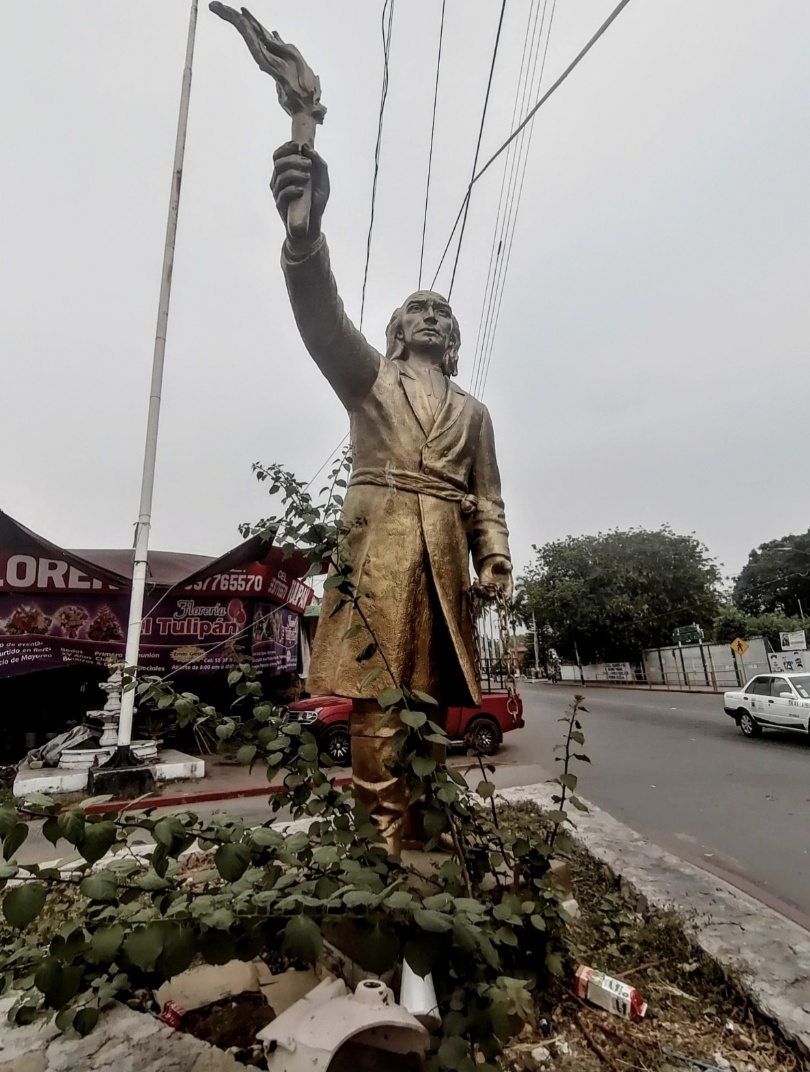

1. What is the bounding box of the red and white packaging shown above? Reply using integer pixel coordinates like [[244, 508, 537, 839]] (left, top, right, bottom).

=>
[[574, 965, 648, 1021], [159, 1000, 186, 1028]]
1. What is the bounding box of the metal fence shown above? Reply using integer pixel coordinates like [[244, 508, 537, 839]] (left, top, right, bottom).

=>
[[555, 637, 771, 692]]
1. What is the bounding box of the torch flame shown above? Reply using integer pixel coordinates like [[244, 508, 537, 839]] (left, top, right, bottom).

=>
[[210, 4, 326, 123]]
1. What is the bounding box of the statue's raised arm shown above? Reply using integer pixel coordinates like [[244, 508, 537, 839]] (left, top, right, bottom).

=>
[[210, 3, 378, 408], [271, 143, 380, 408]]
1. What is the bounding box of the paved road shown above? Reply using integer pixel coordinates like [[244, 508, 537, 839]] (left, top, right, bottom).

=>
[[500, 683, 810, 925]]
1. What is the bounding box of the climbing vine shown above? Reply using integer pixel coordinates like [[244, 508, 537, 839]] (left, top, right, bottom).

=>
[[0, 455, 590, 1072]]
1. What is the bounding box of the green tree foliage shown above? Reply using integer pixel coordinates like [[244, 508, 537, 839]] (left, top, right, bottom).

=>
[[518, 527, 721, 663], [732, 532, 810, 618], [711, 606, 805, 649]]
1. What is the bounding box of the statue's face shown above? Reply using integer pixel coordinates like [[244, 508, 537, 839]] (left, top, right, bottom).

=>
[[398, 291, 454, 360]]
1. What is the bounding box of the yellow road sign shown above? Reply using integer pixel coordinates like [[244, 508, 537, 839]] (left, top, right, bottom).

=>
[[730, 637, 749, 656]]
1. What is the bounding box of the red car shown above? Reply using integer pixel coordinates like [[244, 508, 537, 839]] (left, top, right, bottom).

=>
[[284, 691, 524, 767]]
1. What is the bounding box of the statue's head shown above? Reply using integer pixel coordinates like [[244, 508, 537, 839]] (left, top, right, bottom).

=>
[[385, 291, 461, 377]]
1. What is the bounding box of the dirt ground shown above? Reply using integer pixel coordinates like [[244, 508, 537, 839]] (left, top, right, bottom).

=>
[[499, 823, 806, 1072]]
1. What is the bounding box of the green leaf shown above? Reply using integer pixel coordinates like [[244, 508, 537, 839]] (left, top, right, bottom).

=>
[[476, 780, 495, 799], [384, 890, 413, 910], [403, 935, 438, 977], [359, 923, 399, 974], [214, 843, 251, 883], [123, 925, 164, 971], [355, 642, 378, 662], [376, 687, 403, 709], [34, 957, 62, 1004], [438, 1035, 470, 1070], [570, 730, 585, 745], [413, 908, 453, 933], [89, 924, 125, 962], [545, 950, 564, 976], [341, 624, 363, 640], [80, 870, 118, 902], [343, 889, 376, 908], [35, 960, 83, 1009], [58, 810, 86, 845], [0, 806, 18, 839], [282, 915, 322, 963], [78, 822, 117, 865], [412, 690, 438, 706], [74, 1007, 100, 1036], [559, 773, 578, 790], [3, 823, 28, 860], [570, 795, 589, 812], [399, 709, 426, 729], [79, 794, 113, 809], [411, 756, 436, 778], [544, 810, 567, 824], [55, 1006, 76, 1032], [3, 882, 47, 929], [236, 744, 257, 766], [157, 925, 196, 978], [22, 792, 57, 809], [530, 915, 547, 931], [360, 668, 382, 688]]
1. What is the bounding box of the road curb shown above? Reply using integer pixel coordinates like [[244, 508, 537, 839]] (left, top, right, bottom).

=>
[[538, 682, 723, 695], [500, 782, 810, 1057], [81, 776, 352, 815]]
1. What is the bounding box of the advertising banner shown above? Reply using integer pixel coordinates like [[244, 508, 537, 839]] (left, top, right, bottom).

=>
[[0, 593, 299, 679]]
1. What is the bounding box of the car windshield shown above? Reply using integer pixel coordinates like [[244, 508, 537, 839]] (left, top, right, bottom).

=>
[[789, 675, 810, 698]]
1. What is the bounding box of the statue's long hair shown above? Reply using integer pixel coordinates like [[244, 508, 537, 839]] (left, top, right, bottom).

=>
[[384, 299, 461, 378]]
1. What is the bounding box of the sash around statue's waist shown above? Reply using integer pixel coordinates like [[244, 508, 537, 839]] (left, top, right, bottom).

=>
[[349, 466, 477, 515]]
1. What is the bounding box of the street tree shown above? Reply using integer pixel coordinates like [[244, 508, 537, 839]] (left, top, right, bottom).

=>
[[732, 532, 810, 618], [518, 526, 721, 663]]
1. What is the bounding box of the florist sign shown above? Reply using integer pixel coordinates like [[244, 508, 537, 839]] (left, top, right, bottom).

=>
[[0, 594, 299, 679], [0, 553, 119, 593]]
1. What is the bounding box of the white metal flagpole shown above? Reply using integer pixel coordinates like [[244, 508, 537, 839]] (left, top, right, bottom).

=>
[[109, 0, 199, 765]]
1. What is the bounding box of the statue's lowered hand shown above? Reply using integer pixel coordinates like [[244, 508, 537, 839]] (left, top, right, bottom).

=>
[[271, 142, 329, 241], [474, 556, 513, 602]]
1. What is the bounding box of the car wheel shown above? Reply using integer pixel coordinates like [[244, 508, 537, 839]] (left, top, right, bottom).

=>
[[465, 717, 501, 756], [322, 726, 352, 767], [739, 711, 762, 738]]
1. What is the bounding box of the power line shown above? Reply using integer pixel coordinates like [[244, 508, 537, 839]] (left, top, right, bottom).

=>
[[359, 0, 396, 332], [468, 0, 549, 398], [304, 433, 350, 492], [418, 0, 447, 291], [476, 0, 559, 399], [443, 0, 508, 301], [430, 0, 635, 294]]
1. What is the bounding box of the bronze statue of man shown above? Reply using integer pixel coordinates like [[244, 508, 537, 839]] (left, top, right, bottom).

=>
[[271, 143, 513, 847]]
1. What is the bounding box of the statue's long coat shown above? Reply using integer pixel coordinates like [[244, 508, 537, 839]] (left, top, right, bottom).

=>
[[282, 236, 510, 707]]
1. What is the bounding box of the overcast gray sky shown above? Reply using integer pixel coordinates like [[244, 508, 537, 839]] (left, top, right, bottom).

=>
[[1, 1, 808, 585]]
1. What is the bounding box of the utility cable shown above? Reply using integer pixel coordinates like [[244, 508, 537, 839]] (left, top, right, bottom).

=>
[[441, 0, 507, 300], [418, 0, 447, 290], [468, 0, 548, 397], [477, 0, 559, 399], [430, 0, 635, 290], [359, 0, 396, 332]]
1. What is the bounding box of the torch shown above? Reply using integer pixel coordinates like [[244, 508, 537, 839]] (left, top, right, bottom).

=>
[[209, 4, 326, 238]]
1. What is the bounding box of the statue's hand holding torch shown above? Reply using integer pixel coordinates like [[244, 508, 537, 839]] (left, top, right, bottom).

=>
[[210, 3, 327, 239], [271, 142, 329, 241]]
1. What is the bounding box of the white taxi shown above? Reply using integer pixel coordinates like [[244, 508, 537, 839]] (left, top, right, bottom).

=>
[[723, 672, 810, 738]]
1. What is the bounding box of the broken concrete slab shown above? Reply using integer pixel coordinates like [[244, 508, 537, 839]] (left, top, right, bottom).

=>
[[154, 960, 262, 1013]]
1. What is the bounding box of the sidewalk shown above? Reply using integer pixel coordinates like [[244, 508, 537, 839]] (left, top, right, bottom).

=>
[[79, 754, 351, 814]]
